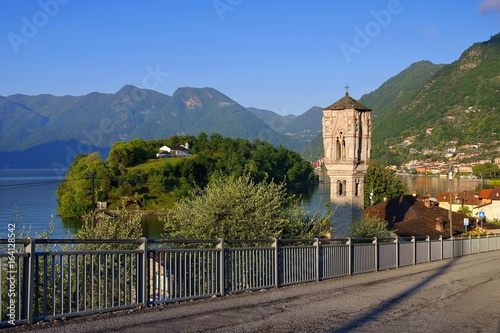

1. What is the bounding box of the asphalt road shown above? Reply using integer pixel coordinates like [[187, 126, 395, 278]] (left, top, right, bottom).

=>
[[7, 250, 500, 333]]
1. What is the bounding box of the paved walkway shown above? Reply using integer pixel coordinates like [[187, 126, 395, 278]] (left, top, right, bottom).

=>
[[7, 250, 500, 333]]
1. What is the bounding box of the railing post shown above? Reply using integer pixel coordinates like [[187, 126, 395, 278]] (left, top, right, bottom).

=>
[[469, 234, 472, 255], [347, 237, 352, 276], [394, 237, 399, 268], [373, 237, 378, 272], [272, 238, 278, 288], [426, 236, 431, 263], [478, 234, 481, 253], [138, 237, 147, 306], [440, 235, 443, 260], [314, 238, 320, 282], [411, 236, 416, 265], [460, 235, 463, 256], [216, 238, 225, 296], [451, 234, 454, 258], [23, 237, 34, 324]]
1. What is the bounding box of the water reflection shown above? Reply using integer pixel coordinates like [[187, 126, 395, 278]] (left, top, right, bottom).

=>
[[397, 174, 492, 196]]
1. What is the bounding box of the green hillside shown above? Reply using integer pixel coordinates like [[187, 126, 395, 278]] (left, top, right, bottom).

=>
[[304, 33, 500, 165]]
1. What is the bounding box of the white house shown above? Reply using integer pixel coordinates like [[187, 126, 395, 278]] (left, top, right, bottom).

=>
[[156, 143, 191, 158], [475, 186, 500, 222]]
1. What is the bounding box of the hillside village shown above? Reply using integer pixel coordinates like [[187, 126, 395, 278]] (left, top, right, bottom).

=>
[[391, 135, 500, 176]]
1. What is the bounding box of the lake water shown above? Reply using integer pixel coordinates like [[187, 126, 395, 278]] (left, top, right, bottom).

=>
[[0, 169, 491, 240]]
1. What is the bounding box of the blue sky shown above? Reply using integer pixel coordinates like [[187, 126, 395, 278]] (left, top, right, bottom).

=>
[[0, 0, 499, 115]]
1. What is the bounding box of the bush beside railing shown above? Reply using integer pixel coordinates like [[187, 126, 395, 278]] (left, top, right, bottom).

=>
[[1, 234, 499, 327]]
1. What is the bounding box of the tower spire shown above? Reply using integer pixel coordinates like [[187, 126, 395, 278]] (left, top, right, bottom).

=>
[[344, 84, 350, 96]]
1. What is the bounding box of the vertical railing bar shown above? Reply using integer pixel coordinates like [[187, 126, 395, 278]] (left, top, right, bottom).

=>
[[17, 256, 22, 321], [75, 254, 79, 314], [188, 250, 191, 297], [104, 254, 108, 309], [130, 253, 134, 304], [111, 254, 115, 307], [427, 236, 431, 263], [51, 255, 55, 316], [69, 255, 73, 314], [59, 255, 64, 315], [169, 252, 174, 300], [136, 252, 139, 303], [98, 254, 101, 309], [91, 254, 95, 310], [43, 255, 48, 317], [34, 255, 40, 319], [174, 252, 178, 299], [198, 251, 202, 296], [117, 254, 121, 307], [162, 252, 167, 301], [24, 238, 35, 324], [123, 253, 127, 305], [202, 251, 206, 295], [82, 254, 86, 312], [395, 237, 399, 268], [217, 239, 224, 296], [182, 252, 186, 298], [152, 251, 157, 302]]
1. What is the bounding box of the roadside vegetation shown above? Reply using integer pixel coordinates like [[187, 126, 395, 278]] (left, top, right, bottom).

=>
[[163, 173, 331, 240]]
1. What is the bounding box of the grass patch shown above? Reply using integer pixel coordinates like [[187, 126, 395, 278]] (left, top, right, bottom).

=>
[[128, 156, 195, 173]]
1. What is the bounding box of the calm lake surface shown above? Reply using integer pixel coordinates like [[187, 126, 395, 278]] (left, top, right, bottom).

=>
[[0, 169, 491, 239]]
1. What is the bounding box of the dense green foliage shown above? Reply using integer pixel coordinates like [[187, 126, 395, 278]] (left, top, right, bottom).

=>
[[163, 173, 329, 240], [364, 162, 407, 207], [472, 162, 499, 179], [350, 215, 392, 239], [457, 206, 472, 217], [56, 134, 318, 217], [56, 152, 114, 217], [74, 210, 143, 250]]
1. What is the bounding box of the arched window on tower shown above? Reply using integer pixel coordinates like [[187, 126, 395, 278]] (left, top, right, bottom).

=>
[[337, 180, 342, 196], [342, 139, 346, 160], [355, 179, 359, 196], [342, 180, 347, 196], [335, 138, 341, 161]]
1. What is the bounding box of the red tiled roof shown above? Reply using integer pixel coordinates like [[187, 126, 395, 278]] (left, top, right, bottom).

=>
[[479, 189, 493, 199], [487, 186, 500, 200], [433, 190, 481, 206]]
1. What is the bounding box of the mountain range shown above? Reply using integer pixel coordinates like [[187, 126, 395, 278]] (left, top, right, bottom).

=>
[[1, 33, 499, 168], [0, 85, 323, 168]]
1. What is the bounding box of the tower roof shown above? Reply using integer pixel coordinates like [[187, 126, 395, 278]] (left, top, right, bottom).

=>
[[324, 92, 371, 111]]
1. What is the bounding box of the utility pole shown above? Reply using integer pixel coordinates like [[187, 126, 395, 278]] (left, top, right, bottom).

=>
[[448, 163, 454, 260], [90, 171, 96, 227]]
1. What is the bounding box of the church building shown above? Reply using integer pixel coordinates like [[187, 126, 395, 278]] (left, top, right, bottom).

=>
[[322, 91, 372, 232]]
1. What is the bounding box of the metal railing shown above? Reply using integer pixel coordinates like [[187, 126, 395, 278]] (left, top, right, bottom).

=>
[[1, 234, 499, 328]]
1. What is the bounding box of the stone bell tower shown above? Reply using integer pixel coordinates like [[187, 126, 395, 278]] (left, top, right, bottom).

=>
[[322, 90, 372, 232]]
